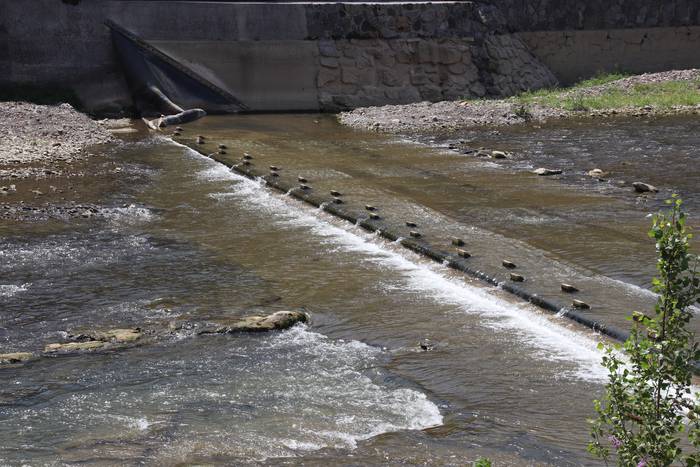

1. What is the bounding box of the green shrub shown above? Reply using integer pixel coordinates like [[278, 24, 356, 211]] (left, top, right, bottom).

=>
[[589, 195, 700, 466], [513, 104, 533, 121]]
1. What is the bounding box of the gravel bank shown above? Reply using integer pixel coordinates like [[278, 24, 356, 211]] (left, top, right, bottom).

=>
[[0, 102, 138, 223], [0, 102, 114, 166], [339, 69, 700, 135]]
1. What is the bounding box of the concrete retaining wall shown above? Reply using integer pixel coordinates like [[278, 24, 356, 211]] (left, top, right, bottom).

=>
[[520, 26, 700, 85], [1, 1, 699, 115]]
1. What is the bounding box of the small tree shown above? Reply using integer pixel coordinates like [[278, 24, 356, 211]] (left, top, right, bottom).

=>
[[589, 195, 700, 466]]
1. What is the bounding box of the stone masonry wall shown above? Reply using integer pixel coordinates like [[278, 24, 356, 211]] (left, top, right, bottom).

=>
[[310, 3, 558, 111], [315, 35, 557, 111], [485, 0, 700, 32]]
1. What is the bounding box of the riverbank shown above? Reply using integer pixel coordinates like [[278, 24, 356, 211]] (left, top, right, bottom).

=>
[[339, 69, 700, 135], [0, 102, 137, 222], [0, 102, 115, 167]]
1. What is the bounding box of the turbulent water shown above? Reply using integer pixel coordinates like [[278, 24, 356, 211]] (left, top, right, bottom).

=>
[[1, 114, 698, 465]]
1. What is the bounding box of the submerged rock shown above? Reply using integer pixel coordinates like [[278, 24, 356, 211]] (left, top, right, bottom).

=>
[[632, 181, 658, 193], [0, 352, 34, 364], [491, 150, 507, 159], [532, 168, 562, 176], [200, 310, 308, 335], [44, 341, 106, 353]]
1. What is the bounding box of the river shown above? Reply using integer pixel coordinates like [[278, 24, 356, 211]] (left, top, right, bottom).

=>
[[1, 114, 698, 465]]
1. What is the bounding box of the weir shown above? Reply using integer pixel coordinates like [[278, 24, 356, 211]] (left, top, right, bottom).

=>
[[176, 132, 633, 343], [175, 125, 700, 374]]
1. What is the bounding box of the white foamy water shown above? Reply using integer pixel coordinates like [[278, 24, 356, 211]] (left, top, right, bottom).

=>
[[0, 283, 29, 298], [187, 145, 607, 381], [102, 204, 155, 226], [0, 324, 442, 463]]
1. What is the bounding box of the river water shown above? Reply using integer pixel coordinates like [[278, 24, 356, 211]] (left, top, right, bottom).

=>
[[1, 114, 698, 465]]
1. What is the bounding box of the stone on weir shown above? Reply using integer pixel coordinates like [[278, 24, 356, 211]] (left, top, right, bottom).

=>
[[457, 249, 471, 258], [510, 272, 524, 282]]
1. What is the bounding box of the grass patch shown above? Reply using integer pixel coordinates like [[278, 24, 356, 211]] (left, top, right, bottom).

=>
[[511, 73, 700, 112], [560, 80, 700, 111], [572, 71, 629, 88], [461, 72, 700, 113]]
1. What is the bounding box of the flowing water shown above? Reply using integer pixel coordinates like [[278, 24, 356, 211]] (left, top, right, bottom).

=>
[[1, 114, 698, 465]]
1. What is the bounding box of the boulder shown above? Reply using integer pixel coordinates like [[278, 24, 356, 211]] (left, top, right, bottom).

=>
[[491, 150, 507, 159], [632, 181, 658, 193], [587, 168, 607, 178], [0, 352, 34, 364], [200, 311, 308, 335], [532, 168, 562, 176]]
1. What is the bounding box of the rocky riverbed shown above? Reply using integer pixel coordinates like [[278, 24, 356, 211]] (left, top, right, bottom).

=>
[[0, 102, 139, 222], [339, 69, 700, 135], [0, 102, 115, 166]]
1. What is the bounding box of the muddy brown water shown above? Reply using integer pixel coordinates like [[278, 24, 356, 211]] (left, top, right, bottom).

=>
[[0, 114, 698, 465]]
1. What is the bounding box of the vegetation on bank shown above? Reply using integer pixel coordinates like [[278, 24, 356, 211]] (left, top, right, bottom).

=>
[[511, 72, 700, 113], [590, 196, 700, 466]]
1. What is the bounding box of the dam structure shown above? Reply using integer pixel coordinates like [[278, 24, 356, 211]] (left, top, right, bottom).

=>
[[2, 0, 700, 115]]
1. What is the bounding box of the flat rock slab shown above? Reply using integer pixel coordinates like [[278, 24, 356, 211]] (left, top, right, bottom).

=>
[[69, 328, 142, 343], [6, 311, 307, 364], [0, 352, 35, 364], [200, 310, 308, 335], [44, 328, 143, 354], [44, 341, 106, 353]]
